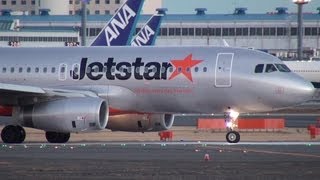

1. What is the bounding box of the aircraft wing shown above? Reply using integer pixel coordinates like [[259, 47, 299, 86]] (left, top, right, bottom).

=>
[[0, 82, 100, 106], [0, 83, 45, 94]]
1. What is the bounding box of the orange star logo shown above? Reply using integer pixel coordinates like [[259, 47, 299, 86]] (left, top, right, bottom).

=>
[[169, 54, 203, 82]]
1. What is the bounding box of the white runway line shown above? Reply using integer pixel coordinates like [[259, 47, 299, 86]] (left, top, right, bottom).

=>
[[2, 141, 320, 147]]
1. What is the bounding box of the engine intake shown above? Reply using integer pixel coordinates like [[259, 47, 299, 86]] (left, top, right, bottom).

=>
[[107, 113, 174, 132], [13, 97, 108, 133]]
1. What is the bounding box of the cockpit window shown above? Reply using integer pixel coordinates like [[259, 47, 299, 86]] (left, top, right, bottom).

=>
[[254, 64, 264, 73], [265, 64, 277, 73], [275, 64, 291, 72]]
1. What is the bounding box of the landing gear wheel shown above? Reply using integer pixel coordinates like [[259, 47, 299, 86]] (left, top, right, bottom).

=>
[[15, 126, 26, 143], [226, 131, 240, 143], [1, 125, 26, 143], [45, 132, 70, 143]]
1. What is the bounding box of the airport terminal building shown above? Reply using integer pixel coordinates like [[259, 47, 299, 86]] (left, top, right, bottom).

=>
[[0, 7, 320, 59]]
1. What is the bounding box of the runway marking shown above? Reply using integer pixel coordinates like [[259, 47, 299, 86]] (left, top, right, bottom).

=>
[[1, 141, 320, 146], [216, 146, 320, 159]]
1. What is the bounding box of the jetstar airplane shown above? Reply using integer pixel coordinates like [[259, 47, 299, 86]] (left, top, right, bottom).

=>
[[0, 46, 314, 144]]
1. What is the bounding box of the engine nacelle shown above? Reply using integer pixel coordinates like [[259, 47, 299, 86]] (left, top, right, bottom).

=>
[[13, 97, 108, 133], [107, 114, 174, 132]]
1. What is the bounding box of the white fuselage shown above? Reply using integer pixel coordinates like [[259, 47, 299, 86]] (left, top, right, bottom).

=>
[[0, 46, 314, 114], [284, 61, 320, 83]]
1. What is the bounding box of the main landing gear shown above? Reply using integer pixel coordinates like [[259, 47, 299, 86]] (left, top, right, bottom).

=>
[[1, 125, 26, 143], [1, 125, 70, 143], [224, 107, 241, 143], [45, 132, 70, 143]]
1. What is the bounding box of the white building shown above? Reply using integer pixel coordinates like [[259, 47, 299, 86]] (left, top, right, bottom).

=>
[[0, 7, 319, 58]]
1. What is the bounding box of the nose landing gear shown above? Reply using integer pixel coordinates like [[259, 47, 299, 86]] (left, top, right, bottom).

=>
[[224, 107, 240, 143], [226, 131, 240, 143]]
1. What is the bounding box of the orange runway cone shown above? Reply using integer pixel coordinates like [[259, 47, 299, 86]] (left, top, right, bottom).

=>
[[204, 153, 210, 161]]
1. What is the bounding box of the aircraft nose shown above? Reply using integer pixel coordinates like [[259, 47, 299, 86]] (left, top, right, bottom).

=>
[[286, 77, 315, 105]]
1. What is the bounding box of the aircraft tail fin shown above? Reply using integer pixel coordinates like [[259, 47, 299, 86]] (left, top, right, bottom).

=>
[[90, 0, 144, 46], [222, 39, 230, 47], [131, 14, 164, 46]]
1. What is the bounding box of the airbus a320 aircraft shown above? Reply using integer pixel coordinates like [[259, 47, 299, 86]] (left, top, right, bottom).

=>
[[0, 46, 314, 143]]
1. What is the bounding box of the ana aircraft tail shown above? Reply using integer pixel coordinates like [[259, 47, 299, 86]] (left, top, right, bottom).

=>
[[90, 0, 144, 46], [131, 14, 163, 46]]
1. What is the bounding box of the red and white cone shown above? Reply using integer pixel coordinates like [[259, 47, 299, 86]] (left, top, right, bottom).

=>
[[204, 153, 210, 161]]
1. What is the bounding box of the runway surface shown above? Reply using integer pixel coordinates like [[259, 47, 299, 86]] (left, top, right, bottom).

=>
[[0, 141, 319, 180]]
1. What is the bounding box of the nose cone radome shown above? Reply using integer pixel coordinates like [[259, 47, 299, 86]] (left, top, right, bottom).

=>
[[286, 77, 315, 106]]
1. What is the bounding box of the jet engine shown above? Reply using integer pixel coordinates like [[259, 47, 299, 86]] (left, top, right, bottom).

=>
[[13, 97, 108, 133], [106, 114, 174, 132]]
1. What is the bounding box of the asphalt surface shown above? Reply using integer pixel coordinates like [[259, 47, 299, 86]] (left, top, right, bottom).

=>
[[0, 142, 319, 180], [1, 115, 319, 128]]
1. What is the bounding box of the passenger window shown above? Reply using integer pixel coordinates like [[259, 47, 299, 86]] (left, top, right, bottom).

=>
[[19, 67, 23, 73], [35, 67, 39, 73], [74, 66, 79, 73], [254, 64, 264, 73], [111, 67, 115, 73], [178, 67, 182, 72], [86, 67, 91, 73], [27, 67, 31, 73], [195, 67, 199, 72], [275, 64, 291, 72], [203, 67, 207, 72], [93, 66, 99, 73], [169, 67, 173, 73], [152, 67, 156, 73], [43, 67, 47, 73], [186, 67, 190, 72], [51, 67, 56, 73], [2, 67, 6, 73], [160, 67, 166, 73], [265, 64, 277, 73], [11, 67, 14, 73], [135, 67, 140, 73]]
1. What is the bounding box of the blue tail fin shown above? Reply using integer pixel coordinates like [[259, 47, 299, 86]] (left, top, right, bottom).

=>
[[90, 0, 144, 46], [131, 14, 163, 46]]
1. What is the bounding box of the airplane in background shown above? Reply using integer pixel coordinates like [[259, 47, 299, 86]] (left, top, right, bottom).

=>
[[89, 0, 164, 47], [0, 46, 314, 144], [284, 61, 320, 88], [90, 0, 144, 46], [130, 14, 163, 46]]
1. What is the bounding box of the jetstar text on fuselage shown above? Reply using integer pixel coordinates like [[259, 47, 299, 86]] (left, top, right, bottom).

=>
[[131, 25, 155, 46], [73, 57, 172, 81], [105, 4, 136, 46]]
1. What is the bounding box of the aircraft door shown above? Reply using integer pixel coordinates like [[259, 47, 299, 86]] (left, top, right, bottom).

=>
[[59, 63, 67, 81], [215, 53, 234, 87]]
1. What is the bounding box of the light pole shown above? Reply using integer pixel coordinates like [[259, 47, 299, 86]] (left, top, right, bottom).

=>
[[81, 0, 90, 46], [293, 0, 311, 60]]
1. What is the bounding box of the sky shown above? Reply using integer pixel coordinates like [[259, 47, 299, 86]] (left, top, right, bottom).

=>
[[162, 0, 320, 14]]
